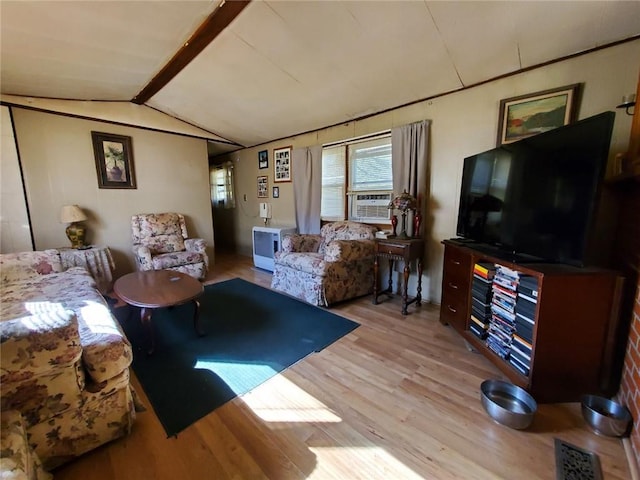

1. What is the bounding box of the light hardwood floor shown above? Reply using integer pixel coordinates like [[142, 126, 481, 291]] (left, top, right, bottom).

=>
[[54, 252, 631, 479]]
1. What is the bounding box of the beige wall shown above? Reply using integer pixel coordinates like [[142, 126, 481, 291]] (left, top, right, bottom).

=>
[[218, 39, 640, 303], [11, 108, 214, 278], [1, 106, 32, 253]]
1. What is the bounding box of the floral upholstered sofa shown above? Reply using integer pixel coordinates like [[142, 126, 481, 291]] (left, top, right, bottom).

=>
[[271, 221, 378, 307], [0, 249, 136, 473], [1, 410, 51, 480]]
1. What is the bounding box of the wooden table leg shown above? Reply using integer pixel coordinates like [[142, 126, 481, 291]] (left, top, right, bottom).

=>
[[402, 260, 410, 315], [416, 257, 423, 306], [193, 299, 205, 336], [373, 255, 380, 304], [140, 307, 155, 355], [387, 259, 394, 293], [126, 304, 135, 322]]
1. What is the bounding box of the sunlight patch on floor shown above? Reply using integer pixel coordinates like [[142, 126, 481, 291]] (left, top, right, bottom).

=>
[[194, 359, 278, 395], [241, 374, 342, 423], [308, 446, 424, 480]]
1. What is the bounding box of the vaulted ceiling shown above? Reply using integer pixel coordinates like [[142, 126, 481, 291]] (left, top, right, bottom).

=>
[[2, 1, 639, 157]]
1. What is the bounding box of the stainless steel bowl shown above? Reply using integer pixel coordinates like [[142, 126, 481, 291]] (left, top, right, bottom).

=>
[[480, 380, 537, 430], [581, 395, 632, 437]]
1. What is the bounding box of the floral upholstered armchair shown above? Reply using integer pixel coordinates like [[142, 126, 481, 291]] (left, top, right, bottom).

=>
[[271, 221, 378, 307], [131, 212, 208, 280]]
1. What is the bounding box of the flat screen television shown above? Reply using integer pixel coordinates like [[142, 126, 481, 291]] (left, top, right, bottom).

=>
[[456, 111, 615, 266]]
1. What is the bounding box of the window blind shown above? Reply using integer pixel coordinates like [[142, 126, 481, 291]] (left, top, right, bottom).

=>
[[348, 137, 392, 192], [321, 146, 346, 220]]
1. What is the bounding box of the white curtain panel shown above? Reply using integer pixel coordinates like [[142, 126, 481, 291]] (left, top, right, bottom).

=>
[[391, 120, 431, 235], [293, 145, 322, 234]]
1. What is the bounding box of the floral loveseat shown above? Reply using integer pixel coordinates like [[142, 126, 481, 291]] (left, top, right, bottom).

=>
[[271, 221, 378, 307], [0, 249, 136, 473]]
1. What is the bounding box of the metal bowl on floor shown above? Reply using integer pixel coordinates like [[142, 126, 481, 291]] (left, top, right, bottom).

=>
[[480, 380, 537, 430], [581, 395, 632, 437]]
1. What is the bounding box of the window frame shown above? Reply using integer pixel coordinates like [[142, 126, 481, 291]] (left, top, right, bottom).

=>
[[321, 131, 392, 225]]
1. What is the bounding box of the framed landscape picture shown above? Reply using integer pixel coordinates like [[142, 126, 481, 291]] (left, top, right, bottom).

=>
[[273, 146, 292, 183], [91, 131, 136, 189], [496, 84, 580, 146]]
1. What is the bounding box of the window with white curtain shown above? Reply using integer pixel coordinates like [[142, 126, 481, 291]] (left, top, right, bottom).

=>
[[210, 162, 235, 209], [321, 133, 392, 222]]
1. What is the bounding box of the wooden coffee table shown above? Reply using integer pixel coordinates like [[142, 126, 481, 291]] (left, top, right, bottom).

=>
[[114, 270, 204, 354]]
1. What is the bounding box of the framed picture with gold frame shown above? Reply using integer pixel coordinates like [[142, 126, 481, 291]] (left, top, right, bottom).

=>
[[496, 84, 581, 146]]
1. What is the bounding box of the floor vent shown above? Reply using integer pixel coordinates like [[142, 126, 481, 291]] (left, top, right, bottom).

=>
[[554, 438, 602, 480]]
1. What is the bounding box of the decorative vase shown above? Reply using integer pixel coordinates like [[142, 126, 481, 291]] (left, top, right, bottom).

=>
[[108, 165, 123, 182], [413, 211, 422, 238], [391, 215, 398, 237]]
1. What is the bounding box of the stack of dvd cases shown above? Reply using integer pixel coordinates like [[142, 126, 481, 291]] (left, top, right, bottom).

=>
[[469, 262, 495, 339], [510, 275, 538, 376], [486, 265, 519, 359]]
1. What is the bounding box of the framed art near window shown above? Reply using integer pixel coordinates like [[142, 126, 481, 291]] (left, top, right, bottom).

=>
[[91, 131, 136, 189], [257, 176, 268, 198], [258, 150, 268, 169], [496, 83, 580, 146], [273, 146, 292, 182]]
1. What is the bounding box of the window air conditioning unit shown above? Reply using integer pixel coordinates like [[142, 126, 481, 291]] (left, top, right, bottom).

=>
[[350, 192, 392, 222], [252, 226, 297, 272]]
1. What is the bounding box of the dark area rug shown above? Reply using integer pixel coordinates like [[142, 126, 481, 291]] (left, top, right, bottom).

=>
[[115, 278, 359, 437]]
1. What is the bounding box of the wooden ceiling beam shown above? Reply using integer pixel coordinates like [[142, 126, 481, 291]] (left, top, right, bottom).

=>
[[132, 0, 251, 105]]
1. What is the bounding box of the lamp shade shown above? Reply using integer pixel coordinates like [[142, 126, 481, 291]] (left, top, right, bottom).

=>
[[60, 205, 87, 223], [388, 190, 417, 212]]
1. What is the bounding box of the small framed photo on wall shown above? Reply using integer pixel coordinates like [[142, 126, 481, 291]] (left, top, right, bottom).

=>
[[273, 146, 292, 183], [258, 150, 268, 169], [257, 176, 268, 198], [272, 186, 279, 198]]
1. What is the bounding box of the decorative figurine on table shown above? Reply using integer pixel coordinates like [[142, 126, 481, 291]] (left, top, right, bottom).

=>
[[388, 190, 417, 239], [413, 211, 422, 238], [391, 215, 398, 237]]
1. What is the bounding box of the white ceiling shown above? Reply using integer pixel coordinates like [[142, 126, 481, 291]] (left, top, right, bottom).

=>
[[2, 1, 640, 157]]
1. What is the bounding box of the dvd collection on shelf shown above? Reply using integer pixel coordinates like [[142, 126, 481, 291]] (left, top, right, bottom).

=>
[[510, 276, 538, 375], [469, 262, 495, 339], [469, 262, 539, 377]]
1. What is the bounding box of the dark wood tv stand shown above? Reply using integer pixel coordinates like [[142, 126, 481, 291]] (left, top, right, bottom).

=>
[[440, 239, 624, 403]]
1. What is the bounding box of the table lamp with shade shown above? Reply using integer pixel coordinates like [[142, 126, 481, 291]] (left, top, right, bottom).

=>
[[60, 205, 88, 249], [388, 190, 417, 239]]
